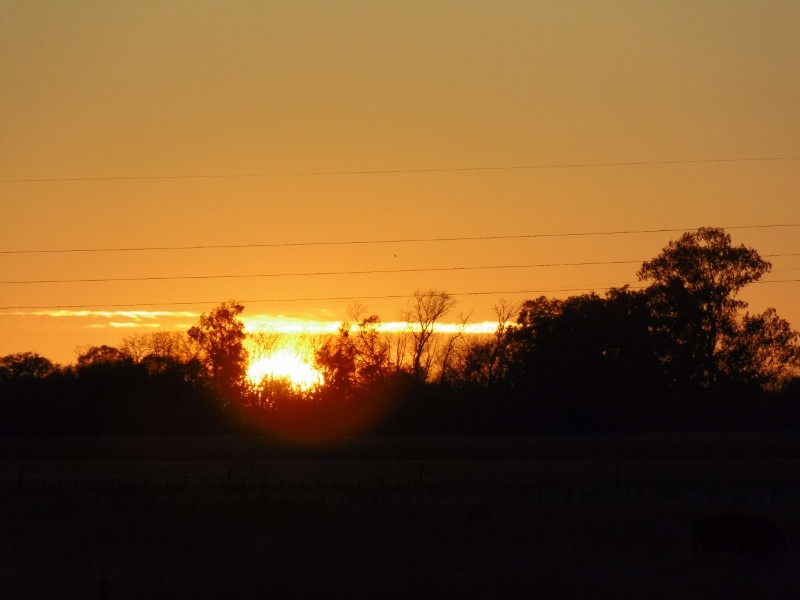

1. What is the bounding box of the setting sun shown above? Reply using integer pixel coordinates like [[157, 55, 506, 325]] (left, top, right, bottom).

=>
[[247, 348, 323, 391]]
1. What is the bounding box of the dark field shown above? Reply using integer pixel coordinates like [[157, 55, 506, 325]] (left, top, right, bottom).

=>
[[2, 433, 800, 599]]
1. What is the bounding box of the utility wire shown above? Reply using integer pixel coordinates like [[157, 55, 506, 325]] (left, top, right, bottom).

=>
[[1, 156, 798, 183], [2, 279, 798, 312], [0, 289, 642, 311], [0, 260, 645, 285], [3, 253, 799, 285], [2, 224, 799, 255]]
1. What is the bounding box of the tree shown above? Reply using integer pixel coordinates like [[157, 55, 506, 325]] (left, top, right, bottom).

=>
[[187, 301, 247, 405], [348, 303, 393, 383], [505, 287, 668, 428], [120, 334, 151, 363], [401, 289, 456, 382], [637, 227, 772, 390], [437, 312, 470, 386], [508, 295, 569, 389], [314, 324, 358, 401], [76, 345, 131, 367], [0, 352, 55, 382], [720, 308, 800, 390], [460, 301, 518, 389]]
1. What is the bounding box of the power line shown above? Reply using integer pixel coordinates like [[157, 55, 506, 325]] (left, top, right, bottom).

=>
[[2, 156, 798, 183], [2, 279, 798, 312], [3, 253, 799, 285], [0, 289, 637, 311], [2, 224, 799, 256], [0, 260, 645, 285]]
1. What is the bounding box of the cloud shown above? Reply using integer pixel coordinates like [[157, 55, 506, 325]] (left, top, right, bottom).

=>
[[242, 315, 342, 334], [82, 322, 163, 329], [1, 310, 196, 331], [2, 310, 500, 335]]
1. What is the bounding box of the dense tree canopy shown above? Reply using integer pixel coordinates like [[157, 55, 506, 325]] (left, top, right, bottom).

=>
[[638, 227, 773, 389], [719, 307, 800, 390], [314, 324, 359, 402], [76, 345, 131, 367], [0, 352, 55, 382], [187, 301, 247, 405]]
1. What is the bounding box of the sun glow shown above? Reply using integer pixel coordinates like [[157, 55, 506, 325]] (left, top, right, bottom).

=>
[[247, 347, 323, 391], [242, 316, 502, 393]]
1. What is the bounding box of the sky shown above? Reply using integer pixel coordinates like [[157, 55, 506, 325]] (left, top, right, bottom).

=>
[[1, 0, 799, 364]]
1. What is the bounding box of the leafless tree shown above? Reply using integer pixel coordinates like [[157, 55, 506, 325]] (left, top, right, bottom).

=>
[[486, 300, 520, 386], [390, 329, 409, 374], [401, 289, 456, 382], [248, 331, 282, 362], [120, 334, 151, 362], [121, 331, 196, 363], [438, 311, 471, 385], [460, 300, 519, 388], [152, 331, 194, 361]]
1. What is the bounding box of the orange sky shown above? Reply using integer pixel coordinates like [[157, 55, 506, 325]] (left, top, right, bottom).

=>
[[1, 1, 799, 364]]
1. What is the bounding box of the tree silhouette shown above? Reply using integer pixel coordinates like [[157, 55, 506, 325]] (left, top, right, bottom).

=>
[[187, 301, 247, 407], [314, 323, 358, 402], [638, 227, 772, 390], [76, 344, 132, 367], [719, 307, 800, 390], [401, 289, 456, 382], [0, 352, 55, 382], [348, 304, 393, 383], [457, 302, 520, 397], [3, 226, 799, 437], [433, 311, 473, 387], [505, 287, 669, 428]]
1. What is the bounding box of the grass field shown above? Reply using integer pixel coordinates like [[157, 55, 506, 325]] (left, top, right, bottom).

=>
[[2, 433, 799, 598]]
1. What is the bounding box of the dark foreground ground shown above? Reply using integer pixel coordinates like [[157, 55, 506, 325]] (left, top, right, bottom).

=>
[[2, 433, 799, 599]]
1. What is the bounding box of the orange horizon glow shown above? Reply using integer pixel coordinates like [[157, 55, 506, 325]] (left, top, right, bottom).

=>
[[246, 347, 323, 391], [242, 315, 511, 392]]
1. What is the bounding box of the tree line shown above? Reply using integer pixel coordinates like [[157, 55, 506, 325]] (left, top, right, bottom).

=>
[[2, 228, 799, 437]]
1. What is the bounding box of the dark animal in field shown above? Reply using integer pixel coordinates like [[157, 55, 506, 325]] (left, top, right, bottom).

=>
[[693, 515, 787, 571]]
